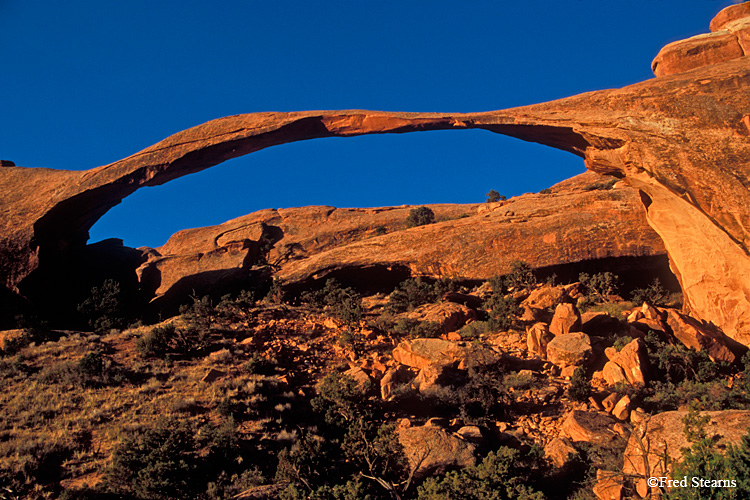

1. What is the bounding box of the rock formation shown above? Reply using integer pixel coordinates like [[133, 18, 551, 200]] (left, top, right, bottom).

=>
[[1, 3, 749, 343], [137, 171, 666, 311]]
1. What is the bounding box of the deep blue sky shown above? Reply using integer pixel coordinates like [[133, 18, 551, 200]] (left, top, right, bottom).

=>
[[0, 1, 735, 248]]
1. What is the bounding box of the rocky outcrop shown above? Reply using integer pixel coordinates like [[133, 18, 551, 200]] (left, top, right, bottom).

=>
[[392, 338, 500, 371], [549, 303, 581, 336], [665, 309, 737, 363], [599, 339, 650, 386], [544, 436, 579, 469], [527, 322, 554, 357], [653, 2, 750, 77], [1, 4, 749, 344], [397, 423, 477, 477], [623, 410, 750, 497], [135, 171, 666, 309], [546, 332, 592, 368], [405, 302, 477, 334], [561, 410, 622, 446]]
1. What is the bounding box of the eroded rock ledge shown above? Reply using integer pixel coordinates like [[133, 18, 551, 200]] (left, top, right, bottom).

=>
[[1, 3, 749, 342]]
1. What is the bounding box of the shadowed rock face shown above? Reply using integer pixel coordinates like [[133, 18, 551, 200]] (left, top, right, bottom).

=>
[[1, 4, 749, 341]]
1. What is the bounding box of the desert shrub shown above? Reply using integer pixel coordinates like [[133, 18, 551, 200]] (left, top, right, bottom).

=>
[[578, 271, 620, 306], [136, 324, 174, 358], [106, 418, 201, 500], [485, 293, 521, 331], [215, 290, 256, 322], [492, 260, 537, 293], [539, 187, 552, 195], [373, 225, 387, 236], [427, 362, 508, 424], [486, 190, 506, 203], [507, 260, 537, 291], [136, 322, 208, 359], [0, 438, 77, 499], [265, 278, 287, 303], [416, 447, 546, 500], [179, 295, 217, 331], [666, 410, 750, 499], [638, 331, 748, 412], [567, 367, 592, 402], [77, 279, 128, 333], [243, 352, 276, 375], [458, 320, 491, 339], [392, 317, 443, 338], [301, 279, 362, 327], [302, 373, 409, 498], [206, 468, 265, 500], [0, 329, 32, 356], [40, 350, 124, 387], [406, 206, 435, 227], [336, 329, 365, 357], [387, 277, 438, 313], [630, 278, 671, 307]]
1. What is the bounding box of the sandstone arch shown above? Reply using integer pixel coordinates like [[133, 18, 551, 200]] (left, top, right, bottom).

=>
[[1, 4, 750, 343]]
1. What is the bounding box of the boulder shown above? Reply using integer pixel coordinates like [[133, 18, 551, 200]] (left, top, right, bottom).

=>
[[612, 395, 631, 421], [546, 332, 592, 368], [397, 424, 477, 478], [343, 366, 372, 393], [407, 302, 477, 333], [665, 309, 736, 363], [544, 436, 579, 468], [601, 339, 649, 386], [455, 425, 485, 445], [392, 338, 500, 371], [549, 303, 582, 336], [623, 410, 750, 497], [526, 322, 553, 357], [201, 368, 226, 383], [561, 410, 621, 446], [601, 393, 619, 413], [380, 365, 416, 400], [523, 285, 567, 310]]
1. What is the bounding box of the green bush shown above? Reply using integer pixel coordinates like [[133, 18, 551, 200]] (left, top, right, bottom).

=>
[[457, 320, 491, 339], [578, 272, 620, 306], [136, 322, 208, 359], [631, 278, 671, 307], [666, 410, 750, 499], [485, 293, 521, 331], [40, 350, 124, 387], [106, 418, 201, 500], [77, 279, 128, 332], [406, 206, 435, 227], [567, 367, 592, 402], [392, 317, 443, 338], [486, 190, 506, 203], [494, 260, 537, 292], [416, 447, 546, 500], [387, 277, 439, 313], [136, 324, 174, 358], [301, 279, 362, 327]]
